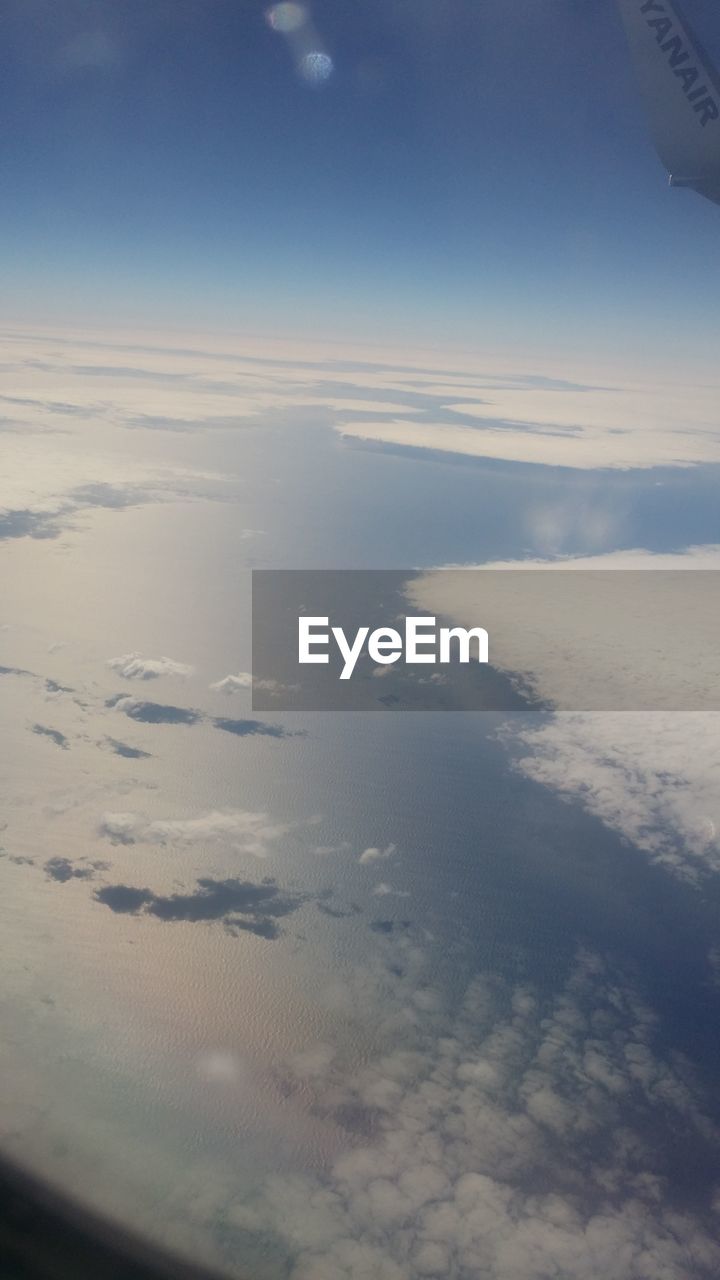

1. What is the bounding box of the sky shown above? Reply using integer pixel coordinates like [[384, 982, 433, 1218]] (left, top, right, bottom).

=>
[[2, 0, 720, 355], [3, 10, 720, 1276], [0, 211, 720, 1280]]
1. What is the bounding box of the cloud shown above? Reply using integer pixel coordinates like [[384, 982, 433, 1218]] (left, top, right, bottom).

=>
[[359, 843, 397, 865], [98, 813, 138, 845], [0, 372, 236, 546], [410, 547, 720, 881], [506, 712, 720, 884], [230, 947, 720, 1279], [210, 673, 253, 694], [254, 678, 301, 697], [98, 808, 291, 858], [125, 413, 249, 433], [210, 674, 300, 698], [5, 328, 720, 513], [336, 370, 720, 472], [2, 479, 220, 548], [372, 883, 410, 898], [107, 696, 202, 725], [94, 875, 305, 939], [107, 653, 194, 681], [408, 548, 720, 713]]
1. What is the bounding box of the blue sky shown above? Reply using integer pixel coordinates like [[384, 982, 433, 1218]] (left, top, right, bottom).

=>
[[3, 0, 720, 355]]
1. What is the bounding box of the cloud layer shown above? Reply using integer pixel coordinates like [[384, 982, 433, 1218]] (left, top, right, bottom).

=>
[[4, 326, 720, 495], [229, 946, 720, 1279], [507, 712, 720, 884], [412, 549, 720, 882]]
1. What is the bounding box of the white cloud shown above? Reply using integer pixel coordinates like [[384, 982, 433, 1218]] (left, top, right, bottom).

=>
[[97, 812, 139, 845], [209, 674, 298, 697], [411, 547, 720, 881], [98, 808, 290, 857], [506, 712, 720, 883], [255, 678, 300, 696], [359, 843, 397, 865], [209, 673, 253, 694], [107, 653, 194, 681], [372, 883, 410, 898], [408, 548, 720, 713]]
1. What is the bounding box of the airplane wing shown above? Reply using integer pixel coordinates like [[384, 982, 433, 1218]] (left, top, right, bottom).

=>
[[616, 0, 720, 204]]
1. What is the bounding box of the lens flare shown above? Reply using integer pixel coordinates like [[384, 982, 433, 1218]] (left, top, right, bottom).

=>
[[301, 51, 334, 84], [266, 3, 307, 35]]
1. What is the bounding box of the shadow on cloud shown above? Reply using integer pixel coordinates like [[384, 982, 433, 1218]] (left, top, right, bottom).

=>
[[44, 856, 108, 883], [95, 876, 307, 939], [107, 694, 296, 739], [32, 724, 69, 750]]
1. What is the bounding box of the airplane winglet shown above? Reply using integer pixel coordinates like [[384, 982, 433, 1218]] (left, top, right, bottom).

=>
[[616, 0, 720, 204]]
